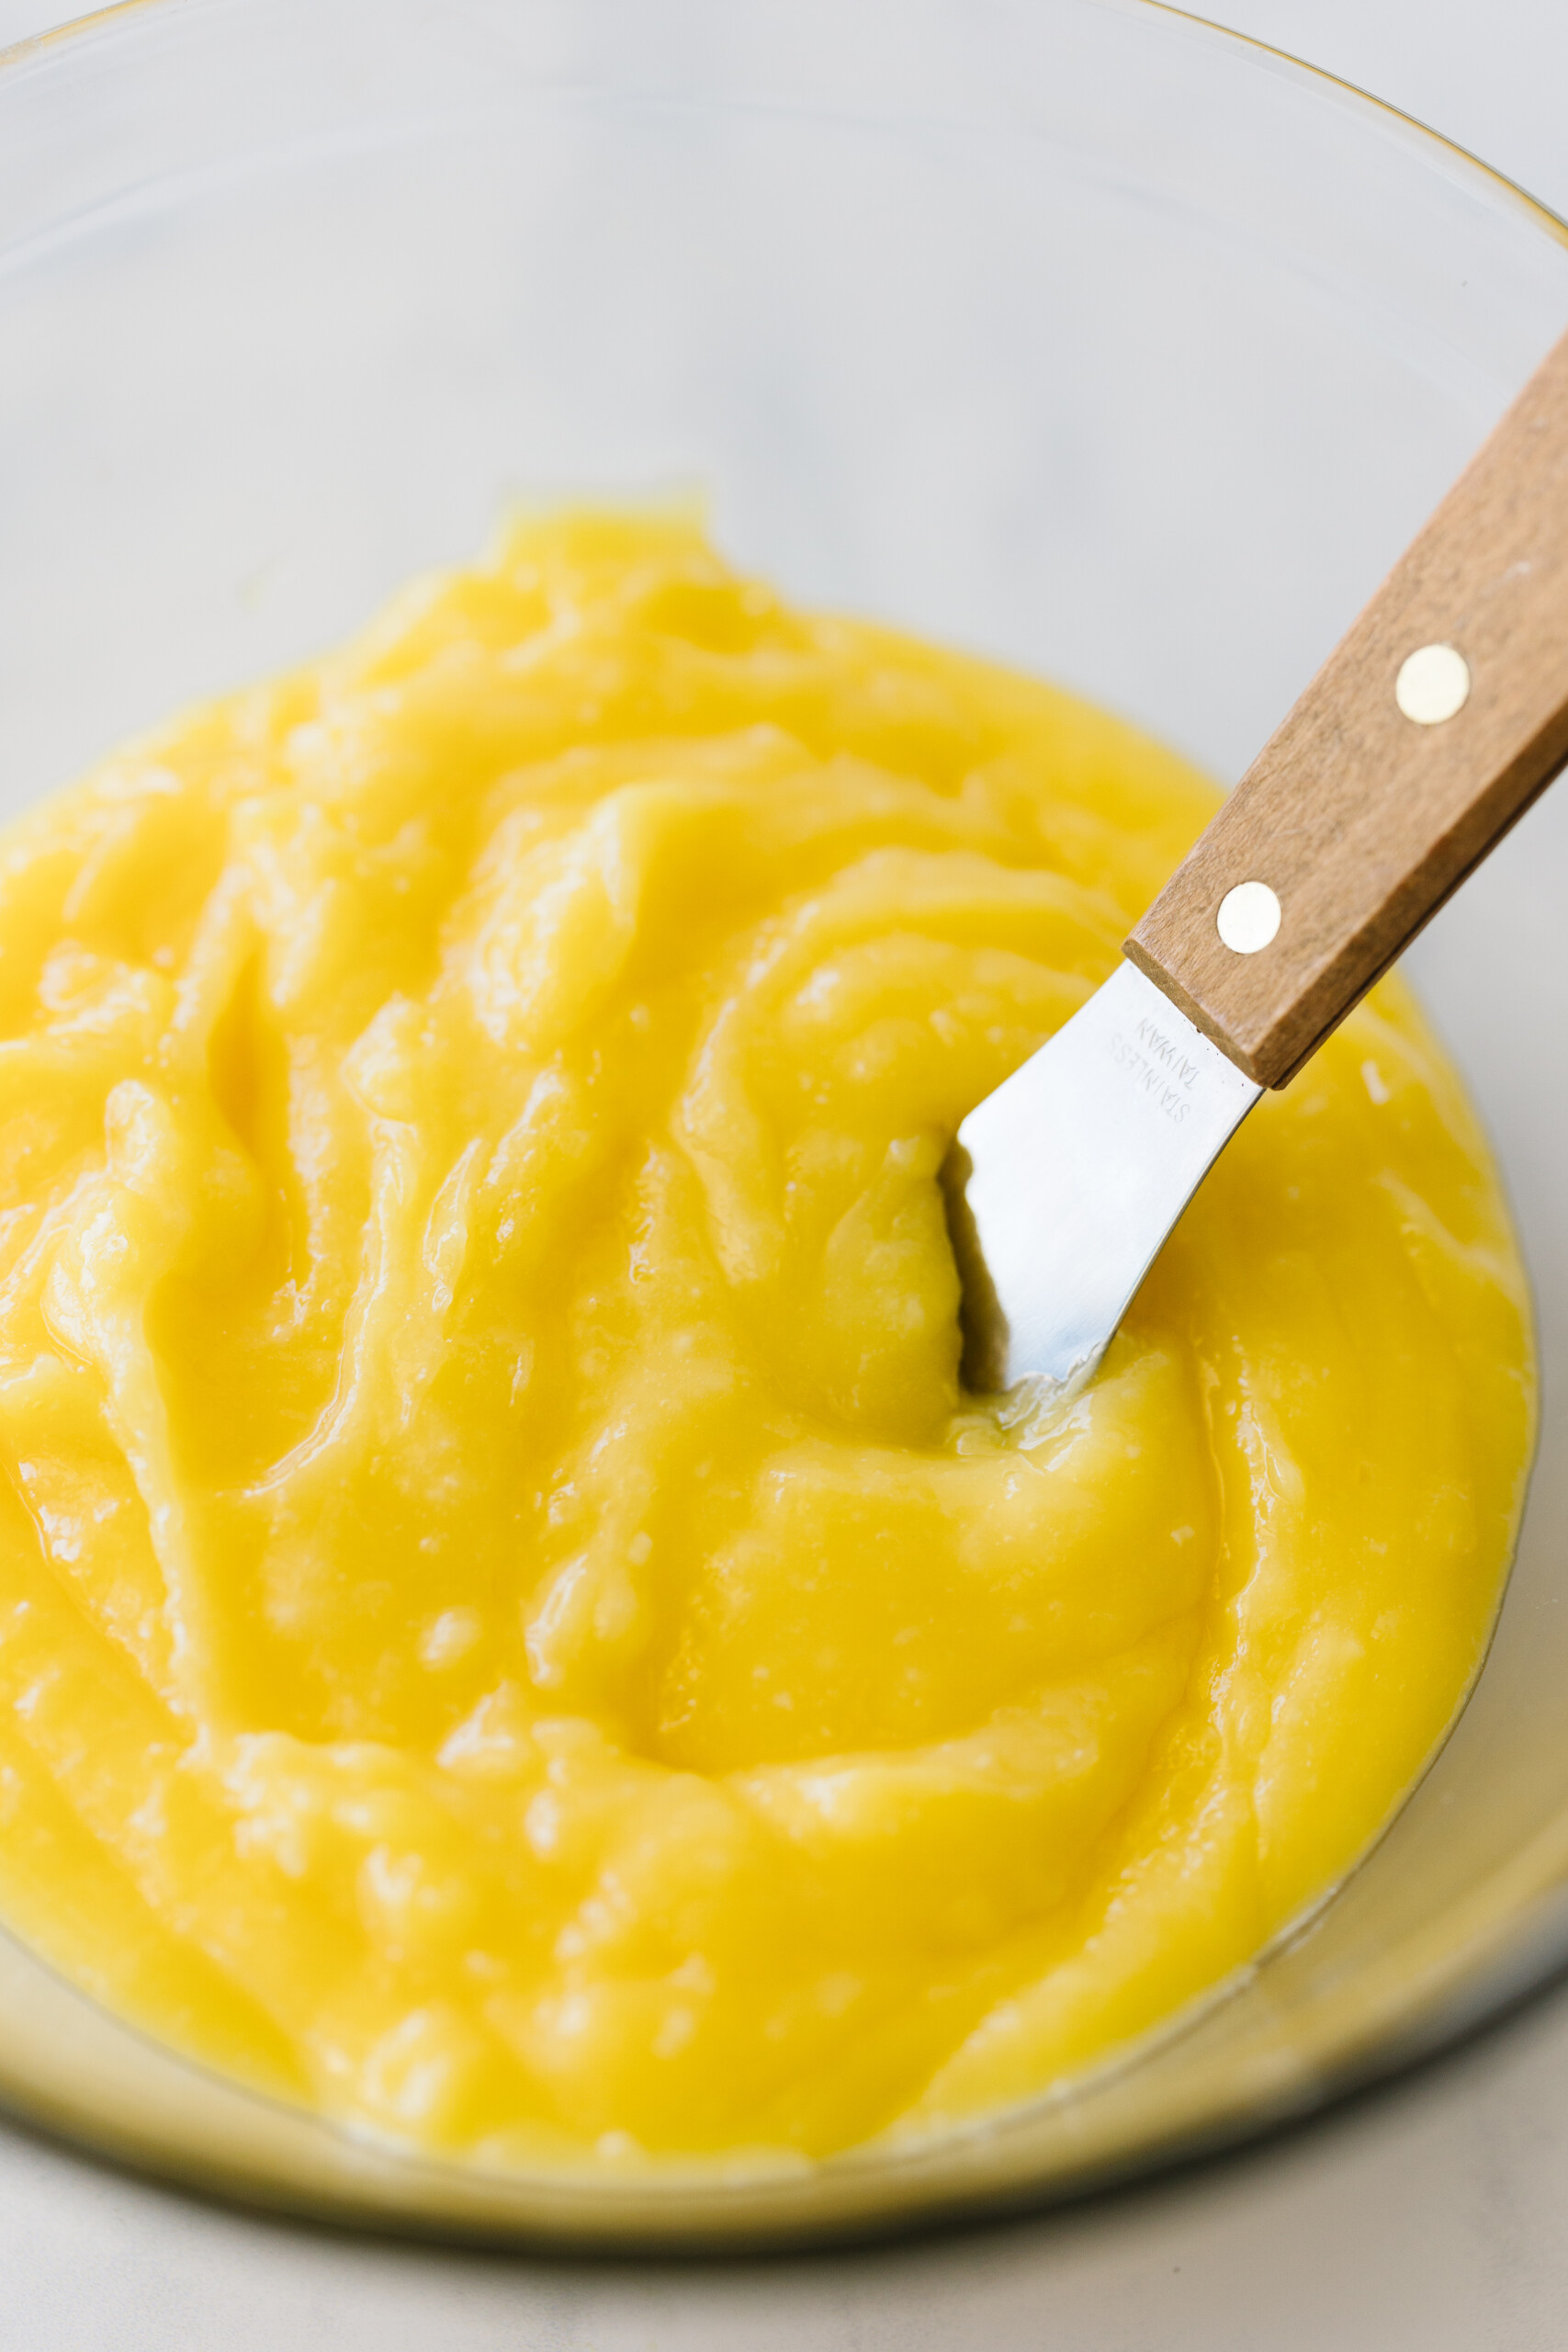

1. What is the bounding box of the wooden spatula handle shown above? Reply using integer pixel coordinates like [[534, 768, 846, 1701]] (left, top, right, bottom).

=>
[[1126, 327, 1568, 1088]]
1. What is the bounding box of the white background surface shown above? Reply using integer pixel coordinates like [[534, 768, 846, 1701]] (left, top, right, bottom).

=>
[[2, 4, 1568, 2346]]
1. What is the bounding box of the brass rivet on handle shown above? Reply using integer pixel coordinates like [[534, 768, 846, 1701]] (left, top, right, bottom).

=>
[[1395, 642, 1471, 725], [1216, 880, 1281, 955]]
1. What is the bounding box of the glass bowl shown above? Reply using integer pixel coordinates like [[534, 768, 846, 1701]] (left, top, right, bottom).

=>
[[1, 0, 1567, 2252]]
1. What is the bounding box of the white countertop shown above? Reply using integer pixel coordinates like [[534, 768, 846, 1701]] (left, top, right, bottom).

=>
[[0, 5, 1565, 2345]]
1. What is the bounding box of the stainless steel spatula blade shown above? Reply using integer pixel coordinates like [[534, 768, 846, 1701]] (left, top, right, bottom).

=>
[[943, 962, 1260, 1397]]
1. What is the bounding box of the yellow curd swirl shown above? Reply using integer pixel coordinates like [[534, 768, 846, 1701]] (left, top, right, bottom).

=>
[[0, 512, 1533, 2165]]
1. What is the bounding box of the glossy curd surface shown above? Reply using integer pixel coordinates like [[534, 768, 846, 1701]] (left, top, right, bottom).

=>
[[0, 514, 1533, 2168]]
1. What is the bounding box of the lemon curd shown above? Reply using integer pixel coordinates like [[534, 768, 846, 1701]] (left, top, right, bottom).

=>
[[0, 513, 1532, 2166]]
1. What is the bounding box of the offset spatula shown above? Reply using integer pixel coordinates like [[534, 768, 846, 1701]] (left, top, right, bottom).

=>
[[946, 326, 1568, 1399]]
